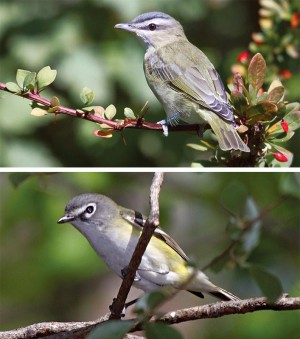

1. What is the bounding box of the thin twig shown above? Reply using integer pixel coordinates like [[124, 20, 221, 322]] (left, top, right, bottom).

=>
[[109, 172, 164, 319], [0, 83, 202, 133], [202, 195, 287, 271]]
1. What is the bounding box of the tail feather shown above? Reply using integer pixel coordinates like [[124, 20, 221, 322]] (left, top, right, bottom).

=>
[[209, 288, 240, 302], [188, 287, 240, 302], [207, 114, 250, 152]]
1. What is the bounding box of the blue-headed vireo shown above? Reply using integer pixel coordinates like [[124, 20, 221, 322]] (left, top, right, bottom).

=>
[[58, 193, 240, 306], [115, 12, 250, 152]]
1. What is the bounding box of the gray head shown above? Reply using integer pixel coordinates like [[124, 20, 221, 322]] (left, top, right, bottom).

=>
[[115, 12, 186, 47], [57, 193, 119, 229]]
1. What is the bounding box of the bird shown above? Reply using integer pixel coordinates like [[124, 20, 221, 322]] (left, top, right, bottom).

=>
[[58, 193, 240, 309], [115, 12, 250, 152]]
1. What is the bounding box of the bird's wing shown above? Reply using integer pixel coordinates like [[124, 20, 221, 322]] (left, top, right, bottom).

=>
[[120, 207, 189, 262], [147, 46, 234, 122]]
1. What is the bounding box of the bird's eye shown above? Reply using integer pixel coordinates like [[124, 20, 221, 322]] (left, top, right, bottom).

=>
[[148, 23, 156, 31], [85, 205, 94, 214]]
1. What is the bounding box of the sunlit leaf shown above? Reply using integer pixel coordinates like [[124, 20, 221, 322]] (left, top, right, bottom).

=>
[[249, 265, 283, 302], [124, 107, 135, 119], [16, 69, 31, 88], [93, 106, 105, 118], [267, 79, 284, 103], [31, 107, 48, 116], [248, 53, 266, 92], [186, 143, 208, 151], [80, 87, 94, 106], [87, 320, 134, 339], [285, 110, 300, 132], [5, 82, 20, 93], [36, 66, 57, 92], [105, 104, 117, 120]]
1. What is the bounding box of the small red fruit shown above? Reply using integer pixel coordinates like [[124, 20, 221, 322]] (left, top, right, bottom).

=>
[[237, 51, 250, 64], [281, 120, 289, 133], [273, 152, 288, 162]]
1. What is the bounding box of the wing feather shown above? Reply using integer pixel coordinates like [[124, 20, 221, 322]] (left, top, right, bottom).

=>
[[120, 207, 189, 262]]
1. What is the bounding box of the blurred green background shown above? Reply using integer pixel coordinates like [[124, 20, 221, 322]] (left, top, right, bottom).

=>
[[0, 172, 299, 338], [1, 0, 299, 167]]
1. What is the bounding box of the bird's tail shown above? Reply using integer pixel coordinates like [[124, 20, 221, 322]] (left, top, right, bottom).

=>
[[207, 114, 250, 152], [208, 287, 240, 301], [189, 287, 240, 302]]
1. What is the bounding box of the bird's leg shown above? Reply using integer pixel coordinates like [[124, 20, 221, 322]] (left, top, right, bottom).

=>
[[157, 112, 181, 136]]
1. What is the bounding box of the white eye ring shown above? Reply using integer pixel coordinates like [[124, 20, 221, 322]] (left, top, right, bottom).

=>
[[86, 205, 94, 214], [83, 203, 97, 218]]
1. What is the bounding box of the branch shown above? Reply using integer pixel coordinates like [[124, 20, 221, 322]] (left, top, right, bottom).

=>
[[157, 295, 300, 325], [1, 297, 299, 339], [109, 172, 164, 319], [0, 83, 201, 133]]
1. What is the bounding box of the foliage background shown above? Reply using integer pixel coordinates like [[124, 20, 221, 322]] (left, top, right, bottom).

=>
[[0, 172, 299, 338], [1, 0, 299, 167]]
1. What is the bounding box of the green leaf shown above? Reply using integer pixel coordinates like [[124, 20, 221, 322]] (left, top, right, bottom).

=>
[[135, 291, 167, 314], [80, 86, 95, 106], [9, 173, 34, 187], [267, 80, 284, 103], [16, 69, 31, 88], [87, 320, 134, 339], [23, 72, 36, 91], [124, 107, 136, 119], [105, 104, 117, 120], [187, 143, 208, 152], [285, 110, 300, 132], [285, 102, 300, 115], [246, 101, 278, 123], [5, 82, 21, 93], [145, 322, 183, 339], [248, 53, 266, 93], [248, 265, 283, 302], [230, 90, 248, 113], [220, 181, 248, 216], [268, 143, 293, 167], [36, 66, 57, 92], [279, 173, 300, 199], [241, 198, 261, 253]]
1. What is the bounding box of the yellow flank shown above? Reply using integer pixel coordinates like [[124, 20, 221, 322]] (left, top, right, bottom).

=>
[[147, 232, 190, 277]]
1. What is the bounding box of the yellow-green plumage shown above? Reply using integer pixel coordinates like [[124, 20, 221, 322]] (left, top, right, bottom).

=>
[[115, 11, 250, 152]]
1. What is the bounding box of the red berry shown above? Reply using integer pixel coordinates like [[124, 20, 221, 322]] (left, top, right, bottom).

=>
[[281, 120, 289, 133], [291, 13, 299, 28], [279, 69, 292, 79], [273, 152, 288, 162], [237, 51, 250, 64]]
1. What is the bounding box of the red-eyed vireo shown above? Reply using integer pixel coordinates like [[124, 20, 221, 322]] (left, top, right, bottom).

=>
[[58, 193, 240, 309], [115, 12, 250, 152]]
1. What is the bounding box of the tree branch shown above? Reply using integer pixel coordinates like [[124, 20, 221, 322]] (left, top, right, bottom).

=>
[[1, 297, 299, 339], [0, 83, 202, 133], [109, 172, 164, 319]]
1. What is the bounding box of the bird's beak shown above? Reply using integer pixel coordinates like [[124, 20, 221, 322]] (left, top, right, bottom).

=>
[[57, 214, 75, 224], [114, 23, 136, 32]]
